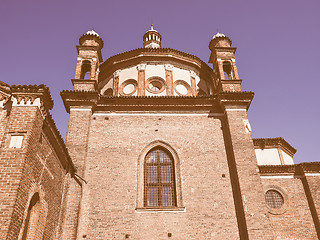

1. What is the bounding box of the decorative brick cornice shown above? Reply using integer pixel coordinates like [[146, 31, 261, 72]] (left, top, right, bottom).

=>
[[79, 33, 104, 49], [259, 162, 320, 175], [253, 137, 297, 157], [61, 90, 257, 113], [61, 91, 227, 113], [212, 47, 237, 53], [218, 91, 254, 110], [0, 81, 11, 107], [60, 90, 99, 113], [11, 84, 54, 110]]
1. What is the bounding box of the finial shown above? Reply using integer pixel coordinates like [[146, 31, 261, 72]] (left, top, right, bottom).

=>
[[151, 24, 154, 30]]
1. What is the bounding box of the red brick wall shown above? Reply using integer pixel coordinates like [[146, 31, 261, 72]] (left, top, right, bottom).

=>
[[0, 105, 68, 240], [70, 114, 242, 239], [60, 109, 92, 239], [261, 177, 319, 239], [224, 110, 274, 239]]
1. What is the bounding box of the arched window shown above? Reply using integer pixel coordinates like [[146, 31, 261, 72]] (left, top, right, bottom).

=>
[[21, 193, 40, 240], [144, 148, 176, 207]]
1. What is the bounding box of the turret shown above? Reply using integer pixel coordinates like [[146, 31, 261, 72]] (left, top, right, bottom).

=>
[[73, 30, 104, 91], [143, 24, 162, 49], [209, 32, 241, 92]]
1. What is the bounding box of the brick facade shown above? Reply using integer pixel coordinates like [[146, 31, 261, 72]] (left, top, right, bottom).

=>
[[0, 28, 319, 239]]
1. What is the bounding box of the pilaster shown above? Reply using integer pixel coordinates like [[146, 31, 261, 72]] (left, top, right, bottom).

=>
[[60, 106, 92, 240], [137, 64, 146, 96], [189, 70, 197, 96], [219, 92, 274, 239], [113, 70, 120, 96], [165, 64, 173, 96]]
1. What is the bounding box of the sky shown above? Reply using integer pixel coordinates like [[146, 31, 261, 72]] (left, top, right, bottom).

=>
[[0, 0, 319, 163]]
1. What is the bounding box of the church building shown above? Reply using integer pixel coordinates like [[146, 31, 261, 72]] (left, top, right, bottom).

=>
[[0, 26, 319, 240]]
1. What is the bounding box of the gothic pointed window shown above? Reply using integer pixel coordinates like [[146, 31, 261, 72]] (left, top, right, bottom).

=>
[[144, 148, 176, 207]]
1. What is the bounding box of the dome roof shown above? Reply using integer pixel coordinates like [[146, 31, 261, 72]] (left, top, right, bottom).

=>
[[79, 29, 104, 49], [212, 32, 226, 39], [85, 29, 100, 37], [209, 32, 232, 49]]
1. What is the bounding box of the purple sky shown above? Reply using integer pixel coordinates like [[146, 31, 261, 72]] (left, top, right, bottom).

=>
[[1, 0, 319, 163]]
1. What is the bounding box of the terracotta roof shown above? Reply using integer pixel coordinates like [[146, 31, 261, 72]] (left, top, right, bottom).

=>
[[103, 47, 204, 64]]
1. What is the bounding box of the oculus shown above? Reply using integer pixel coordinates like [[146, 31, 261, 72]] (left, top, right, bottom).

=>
[[146, 77, 165, 94], [174, 80, 191, 96], [119, 79, 137, 96]]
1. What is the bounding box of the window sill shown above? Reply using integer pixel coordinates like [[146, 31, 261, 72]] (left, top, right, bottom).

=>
[[135, 207, 186, 213]]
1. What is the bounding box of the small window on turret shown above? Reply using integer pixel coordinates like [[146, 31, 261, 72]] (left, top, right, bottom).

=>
[[223, 61, 233, 80], [80, 60, 91, 80]]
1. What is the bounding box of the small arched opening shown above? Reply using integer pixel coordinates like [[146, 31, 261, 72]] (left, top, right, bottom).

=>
[[222, 61, 233, 80], [80, 60, 91, 79]]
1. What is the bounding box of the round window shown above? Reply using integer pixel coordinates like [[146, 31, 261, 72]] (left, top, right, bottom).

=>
[[123, 84, 136, 95], [146, 77, 165, 94], [173, 80, 191, 96], [176, 84, 188, 95], [119, 79, 137, 96], [265, 190, 284, 209], [149, 81, 162, 92]]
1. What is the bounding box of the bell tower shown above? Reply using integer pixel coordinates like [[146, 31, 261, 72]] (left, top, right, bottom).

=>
[[209, 32, 241, 92], [73, 30, 104, 91]]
